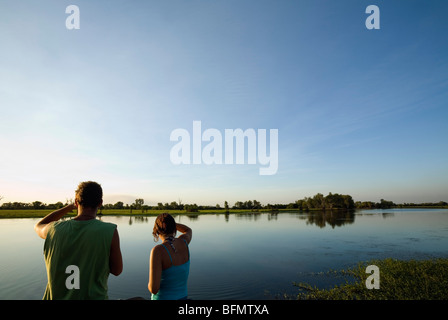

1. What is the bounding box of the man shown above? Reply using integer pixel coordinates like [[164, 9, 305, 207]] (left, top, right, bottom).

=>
[[34, 181, 123, 299]]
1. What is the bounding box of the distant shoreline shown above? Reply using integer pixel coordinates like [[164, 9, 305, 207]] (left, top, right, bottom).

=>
[[0, 206, 447, 219]]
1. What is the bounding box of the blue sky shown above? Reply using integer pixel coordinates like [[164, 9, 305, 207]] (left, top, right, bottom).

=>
[[0, 0, 447, 206]]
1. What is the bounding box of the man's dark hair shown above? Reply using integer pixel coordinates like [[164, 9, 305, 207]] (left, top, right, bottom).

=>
[[75, 181, 103, 209]]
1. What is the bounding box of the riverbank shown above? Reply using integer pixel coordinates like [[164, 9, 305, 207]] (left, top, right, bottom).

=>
[[0, 206, 446, 219], [291, 258, 448, 300], [0, 208, 294, 218]]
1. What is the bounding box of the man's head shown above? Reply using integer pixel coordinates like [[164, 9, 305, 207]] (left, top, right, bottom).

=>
[[75, 181, 103, 209]]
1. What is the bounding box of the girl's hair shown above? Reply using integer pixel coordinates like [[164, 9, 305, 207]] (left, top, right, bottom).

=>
[[152, 213, 176, 241]]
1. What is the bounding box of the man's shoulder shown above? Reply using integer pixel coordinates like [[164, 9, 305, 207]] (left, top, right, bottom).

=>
[[55, 219, 116, 231], [51, 219, 69, 229], [96, 219, 117, 227], [92, 219, 117, 232]]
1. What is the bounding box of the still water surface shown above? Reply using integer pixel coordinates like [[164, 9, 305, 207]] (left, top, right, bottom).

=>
[[1, 209, 447, 300]]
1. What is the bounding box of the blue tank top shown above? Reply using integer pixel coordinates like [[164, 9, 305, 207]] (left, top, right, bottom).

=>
[[151, 239, 190, 300]]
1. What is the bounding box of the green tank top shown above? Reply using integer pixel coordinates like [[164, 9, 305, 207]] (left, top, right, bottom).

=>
[[42, 219, 116, 300]]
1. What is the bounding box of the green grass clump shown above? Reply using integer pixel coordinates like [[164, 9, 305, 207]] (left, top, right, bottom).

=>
[[293, 258, 448, 300]]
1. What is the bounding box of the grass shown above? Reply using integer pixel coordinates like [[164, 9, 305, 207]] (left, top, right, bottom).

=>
[[0, 210, 60, 219], [0, 208, 289, 219], [291, 258, 448, 300]]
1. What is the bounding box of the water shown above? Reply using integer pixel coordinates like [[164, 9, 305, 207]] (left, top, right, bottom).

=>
[[1, 209, 447, 300]]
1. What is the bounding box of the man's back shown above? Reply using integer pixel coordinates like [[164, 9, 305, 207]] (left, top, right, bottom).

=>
[[43, 219, 116, 300]]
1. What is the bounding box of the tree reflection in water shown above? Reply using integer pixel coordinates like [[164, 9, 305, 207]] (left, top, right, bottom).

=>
[[303, 210, 355, 228], [121, 210, 356, 228]]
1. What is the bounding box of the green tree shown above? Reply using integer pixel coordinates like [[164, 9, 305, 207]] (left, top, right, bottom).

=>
[[32, 201, 44, 209], [304, 197, 314, 210], [295, 199, 305, 210], [114, 201, 124, 209], [313, 193, 326, 210], [134, 199, 144, 210], [185, 204, 199, 212], [379, 199, 394, 209], [170, 201, 179, 210], [234, 201, 243, 209], [342, 195, 355, 209]]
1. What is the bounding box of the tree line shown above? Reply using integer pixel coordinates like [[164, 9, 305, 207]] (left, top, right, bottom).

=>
[[0, 193, 446, 211]]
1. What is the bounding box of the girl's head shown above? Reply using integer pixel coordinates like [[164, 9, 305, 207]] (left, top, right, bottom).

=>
[[152, 213, 176, 241]]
